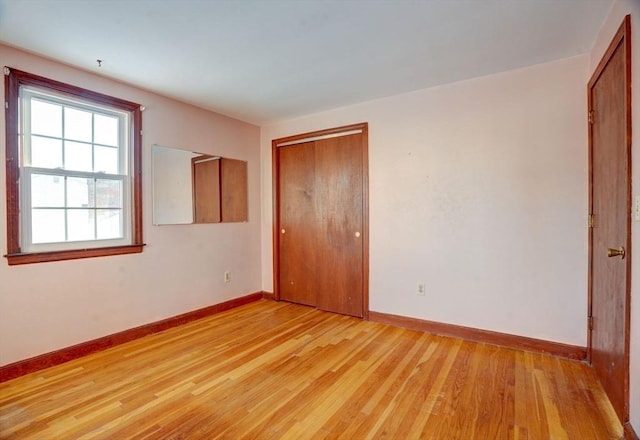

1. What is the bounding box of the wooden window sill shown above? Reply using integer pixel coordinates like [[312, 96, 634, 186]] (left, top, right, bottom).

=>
[[4, 244, 145, 265]]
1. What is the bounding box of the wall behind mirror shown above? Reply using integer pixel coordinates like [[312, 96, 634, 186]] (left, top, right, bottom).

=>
[[152, 145, 248, 225]]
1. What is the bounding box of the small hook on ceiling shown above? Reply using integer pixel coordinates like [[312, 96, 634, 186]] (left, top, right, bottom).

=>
[[96, 59, 102, 67]]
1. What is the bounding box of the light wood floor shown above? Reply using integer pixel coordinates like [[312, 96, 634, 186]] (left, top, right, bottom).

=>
[[0, 300, 622, 439]]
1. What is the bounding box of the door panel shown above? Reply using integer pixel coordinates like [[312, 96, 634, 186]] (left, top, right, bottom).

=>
[[192, 158, 221, 223], [314, 134, 364, 317], [278, 142, 317, 306], [588, 17, 630, 423], [220, 158, 248, 222]]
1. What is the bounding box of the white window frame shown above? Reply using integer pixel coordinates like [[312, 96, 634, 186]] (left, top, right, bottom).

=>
[[19, 87, 133, 253]]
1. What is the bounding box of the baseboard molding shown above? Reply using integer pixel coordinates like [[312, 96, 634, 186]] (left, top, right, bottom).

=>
[[262, 291, 275, 301], [625, 422, 639, 440], [0, 291, 265, 383], [368, 311, 587, 361]]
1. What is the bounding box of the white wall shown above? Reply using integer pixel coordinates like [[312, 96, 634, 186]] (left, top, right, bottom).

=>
[[590, 1, 640, 433], [0, 45, 262, 366], [261, 55, 590, 347]]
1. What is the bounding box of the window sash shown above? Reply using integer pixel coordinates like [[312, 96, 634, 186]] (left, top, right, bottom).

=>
[[20, 167, 132, 252], [21, 87, 129, 175], [18, 86, 132, 253]]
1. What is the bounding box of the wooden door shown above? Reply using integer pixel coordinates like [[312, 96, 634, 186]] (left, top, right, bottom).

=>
[[588, 15, 631, 424], [278, 142, 317, 306], [274, 124, 368, 318], [314, 134, 364, 317]]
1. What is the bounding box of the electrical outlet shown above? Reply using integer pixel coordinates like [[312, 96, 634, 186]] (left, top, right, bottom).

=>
[[635, 196, 640, 222], [224, 271, 231, 283], [417, 283, 425, 296]]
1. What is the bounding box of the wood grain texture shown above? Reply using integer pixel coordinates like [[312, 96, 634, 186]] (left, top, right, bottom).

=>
[[277, 142, 318, 306], [220, 158, 248, 222], [4, 69, 20, 255], [4, 244, 144, 266], [273, 123, 369, 318], [192, 156, 222, 223], [587, 14, 631, 424], [131, 105, 143, 246], [625, 422, 640, 440], [0, 301, 622, 439], [314, 133, 364, 317], [0, 292, 264, 383], [369, 311, 587, 361]]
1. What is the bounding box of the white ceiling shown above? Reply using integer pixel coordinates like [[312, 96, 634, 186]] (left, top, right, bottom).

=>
[[0, 0, 613, 125]]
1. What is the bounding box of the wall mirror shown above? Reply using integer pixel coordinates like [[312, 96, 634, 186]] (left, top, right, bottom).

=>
[[152, 145, 248, 225]]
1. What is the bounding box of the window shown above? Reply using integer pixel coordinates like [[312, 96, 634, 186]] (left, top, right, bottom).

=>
[[4, 68, 143, 265]]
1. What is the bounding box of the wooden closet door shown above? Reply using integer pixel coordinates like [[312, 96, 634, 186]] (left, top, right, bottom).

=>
[[314, 134, 364, 317], [274, 123, 368, 318], [278, 142, 317, 306]]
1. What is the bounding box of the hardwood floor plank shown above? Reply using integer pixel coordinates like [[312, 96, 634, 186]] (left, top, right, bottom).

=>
[[0, 300, 623, 439]]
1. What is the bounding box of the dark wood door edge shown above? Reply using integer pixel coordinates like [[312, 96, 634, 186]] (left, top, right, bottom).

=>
[[624, 422, 639, 440]]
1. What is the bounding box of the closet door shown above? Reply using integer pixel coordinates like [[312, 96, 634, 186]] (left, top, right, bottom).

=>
[[314, 133, 364, 317], [274, 124, 367, 318], [278, 142, 317, 306]]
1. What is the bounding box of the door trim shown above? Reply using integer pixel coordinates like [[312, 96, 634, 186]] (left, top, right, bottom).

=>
[[587, 14, 632, 423], [272, 123, 370, 319]]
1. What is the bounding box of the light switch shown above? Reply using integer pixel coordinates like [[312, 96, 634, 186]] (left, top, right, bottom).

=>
[[635, 196, 640, 222]]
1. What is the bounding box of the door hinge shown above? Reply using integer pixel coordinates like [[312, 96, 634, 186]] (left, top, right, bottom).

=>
[[588, 214, 594, 228], [588, 109, 595, 125], [588, 316, 594, 330]]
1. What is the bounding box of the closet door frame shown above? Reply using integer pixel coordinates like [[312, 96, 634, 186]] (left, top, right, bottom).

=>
[[272, 122, 370, 319]]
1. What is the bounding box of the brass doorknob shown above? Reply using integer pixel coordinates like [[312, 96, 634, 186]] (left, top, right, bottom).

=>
[[607, 247, 626, 259], [281, 228, 286, 234]]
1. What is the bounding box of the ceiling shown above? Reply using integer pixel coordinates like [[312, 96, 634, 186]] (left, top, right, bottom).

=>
[[0, 0, 613, 125]]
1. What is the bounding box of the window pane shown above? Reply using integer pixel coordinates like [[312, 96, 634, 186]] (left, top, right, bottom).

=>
[[64, 107, 92, 142], [31, 174, 64, 207], [95, 145, 119, 174], [96, 179, 122, 208], [30, 99, 62, 137], [31, 136, 63, 168], [94, 114, 119, 146], [32, 208, 65, 243], [64, 141, 93, 172], [68, 209, 95, 241], [67, 177, 95, 208], [97, 209, 122, 239]]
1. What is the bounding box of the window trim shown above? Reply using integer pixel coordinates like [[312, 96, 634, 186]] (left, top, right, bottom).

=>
[[4, 67, 143, 265]]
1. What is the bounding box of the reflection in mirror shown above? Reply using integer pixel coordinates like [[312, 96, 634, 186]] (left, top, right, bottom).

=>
[[152, 145, 248, 225], [192, 155, 221, 223]]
